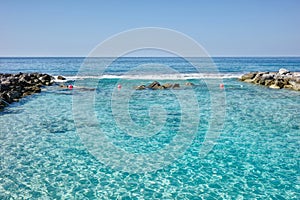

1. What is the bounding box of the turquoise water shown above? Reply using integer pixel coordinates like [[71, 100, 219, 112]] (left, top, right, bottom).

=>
[[0, 57, 300, 199]]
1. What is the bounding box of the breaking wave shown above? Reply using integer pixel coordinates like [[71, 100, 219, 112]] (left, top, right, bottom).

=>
[[55, 73, 242, 81]]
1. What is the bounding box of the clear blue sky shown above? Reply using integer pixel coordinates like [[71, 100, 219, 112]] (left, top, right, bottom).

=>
[[1, 0, 299, 56]]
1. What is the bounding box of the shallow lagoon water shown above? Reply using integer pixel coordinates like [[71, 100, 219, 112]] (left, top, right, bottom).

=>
[[0, 57, 299, 199]]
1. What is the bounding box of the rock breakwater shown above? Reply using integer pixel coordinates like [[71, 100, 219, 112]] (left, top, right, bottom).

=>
[[239, 69, 300, 91], [0, 73, 54, 110], [135, 81, 194, 90]]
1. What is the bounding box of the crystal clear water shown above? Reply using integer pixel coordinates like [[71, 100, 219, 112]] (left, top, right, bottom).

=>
[[0, 57, 299, 199]]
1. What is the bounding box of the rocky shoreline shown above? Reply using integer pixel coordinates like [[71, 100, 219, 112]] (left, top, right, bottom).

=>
[[1, 69, 299, 110], [239, 68, 300, 91], [0, 73, 55, 110]]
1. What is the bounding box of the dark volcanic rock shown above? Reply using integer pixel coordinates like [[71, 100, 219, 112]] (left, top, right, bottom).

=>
[[0, 73, 55, 110], [239, 69, 300, 91]]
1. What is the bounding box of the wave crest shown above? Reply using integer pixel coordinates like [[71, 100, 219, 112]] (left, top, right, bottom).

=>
[[59, 73, 242, 81]]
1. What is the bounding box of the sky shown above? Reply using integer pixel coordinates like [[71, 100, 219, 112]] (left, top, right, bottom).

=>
[[1, 0, 300, 57]]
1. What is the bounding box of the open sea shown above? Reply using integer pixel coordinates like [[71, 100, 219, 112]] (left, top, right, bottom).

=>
[[0, 57, 299, 199]]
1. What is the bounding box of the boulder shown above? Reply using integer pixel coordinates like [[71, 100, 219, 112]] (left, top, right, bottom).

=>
[[0, 94, 8, 107], [148, 81, 161, 90], [135, 82, 187, 90], [0, 83, 10, 92], [283, 85, 293, 89], [34, 78, 39, 83], [6, 91, 21, 103], [19, 76, 32, 86], [269, 84, 280, 89], [279, 68, 290, 75], [295, 78, 300, 84], [22, 74, 32, 81], [32, 86, 41, 93], [239, 72, 257, 81], [243, 79, 253, 83], [289, 80, 298, 86], [264, 79, 275, 86], [172, 83, 180, 89], [57, 75, 66, 80], [261, 73, 274, 80], [135, 85, 146, 90], [39, 74, 53, 84], [274, 79, 285, 89], [252, 73, 264, 84], [292, 83, 300, 91], [185, 82, 194, 86], [162, 83, 173, 89]]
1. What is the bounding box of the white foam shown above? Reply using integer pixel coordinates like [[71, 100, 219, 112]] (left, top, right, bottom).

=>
[[61, 73, 242, 81], [53, 76, 69, 83]]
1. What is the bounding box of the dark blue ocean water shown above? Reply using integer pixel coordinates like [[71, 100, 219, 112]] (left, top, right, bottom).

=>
[[0, 57, 299, 199], [1, 57, 300, 76]]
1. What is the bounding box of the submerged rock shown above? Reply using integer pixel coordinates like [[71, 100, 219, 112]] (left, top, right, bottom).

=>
[[239, 69, 300, 91]]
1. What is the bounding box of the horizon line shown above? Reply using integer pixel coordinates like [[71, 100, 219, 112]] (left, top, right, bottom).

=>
[[0, 55, 300, 58]]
